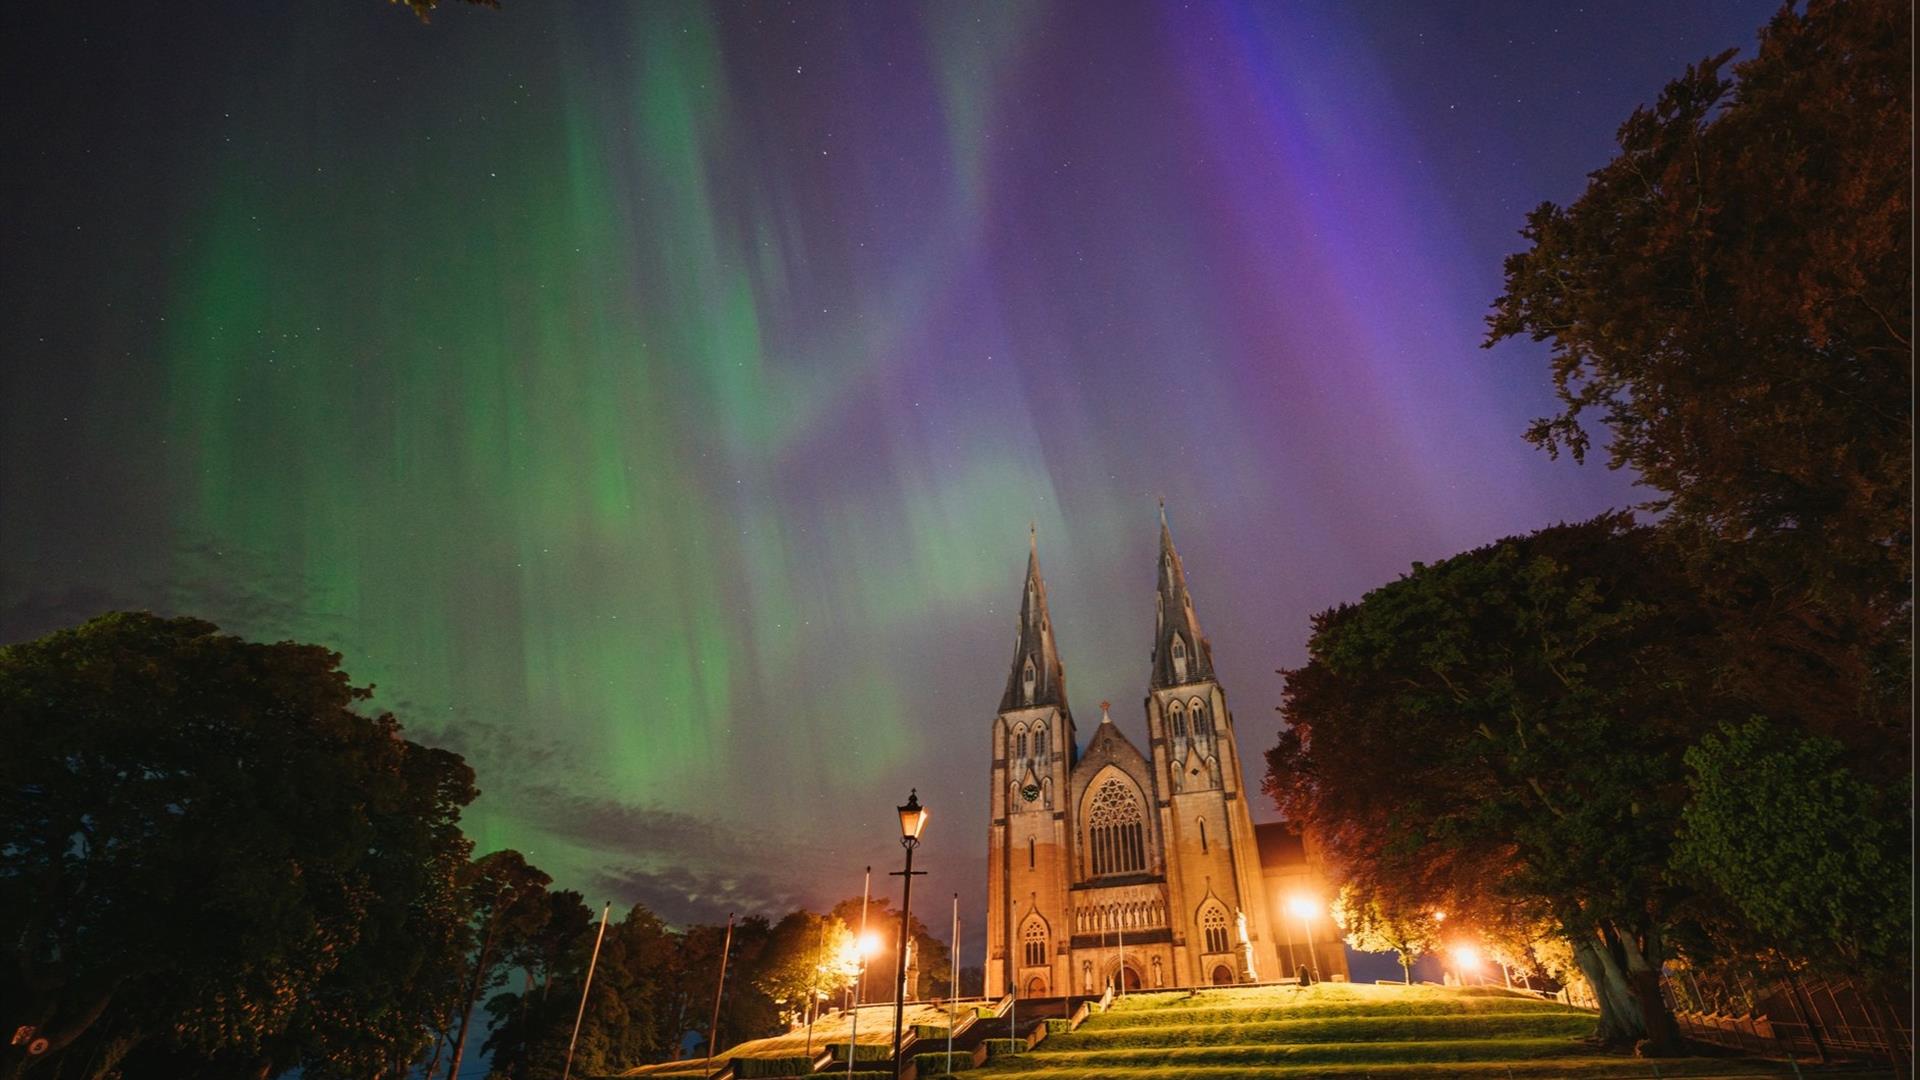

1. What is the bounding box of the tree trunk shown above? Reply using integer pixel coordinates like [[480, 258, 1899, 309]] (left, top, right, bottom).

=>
[[445, 922, 498, 1080], [1613, 922, 1681, 1056], [1572, 934, 1645, 1046], [1400, 955, 1413, 984]]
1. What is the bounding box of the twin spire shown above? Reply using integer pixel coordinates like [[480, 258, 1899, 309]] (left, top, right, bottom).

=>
[[999, 522, 1068, 714], [1002, 504, 1213, 719]]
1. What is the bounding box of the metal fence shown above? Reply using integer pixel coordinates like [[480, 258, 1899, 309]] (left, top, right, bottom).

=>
[[1662, 966, 1912, 1068]]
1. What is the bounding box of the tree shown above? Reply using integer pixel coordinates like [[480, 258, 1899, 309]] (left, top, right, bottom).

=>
[[484, 901, 684, 1080], [1331, 886, 1440, 985], [0, 612, 478, 1080], [754, 912, 855, 1030], [441, 851, 553, 1080], [1486, 0, 1912, 764], [1675, 717, 1911, 980], [827, 896, 949, 1004], [1266, 516, 1724, 1052]]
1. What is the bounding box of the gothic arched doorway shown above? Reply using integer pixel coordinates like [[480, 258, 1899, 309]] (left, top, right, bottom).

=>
[[1025, 975, 1047, 996], [1106, 962, 1143, 992], [1210, 964, 1234, 986]]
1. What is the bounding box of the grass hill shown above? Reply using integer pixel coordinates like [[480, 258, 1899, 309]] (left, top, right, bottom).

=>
[[958, 983, 1865, 1079]]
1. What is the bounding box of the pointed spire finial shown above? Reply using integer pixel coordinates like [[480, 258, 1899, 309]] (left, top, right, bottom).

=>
[[1158, 497, 1167, 526], [1029, 520, 1038, 555], [1099, 700, 1112, 723]]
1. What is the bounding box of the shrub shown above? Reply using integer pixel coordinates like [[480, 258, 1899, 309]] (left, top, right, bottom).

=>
[[979, 1038, 1024, 1059]]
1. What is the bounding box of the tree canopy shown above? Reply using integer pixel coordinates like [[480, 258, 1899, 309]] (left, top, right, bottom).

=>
[[1485, 0, 1912, 766], [0, 612, 479, 1079]]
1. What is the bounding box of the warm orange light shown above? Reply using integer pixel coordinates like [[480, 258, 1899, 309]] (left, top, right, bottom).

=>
[[1286, 895, 1321, 920], [897, 789, 928, 842], [1450, 943, 1481, 969], [1432, 910, 1446, 923], [860, 931, 884, 956]]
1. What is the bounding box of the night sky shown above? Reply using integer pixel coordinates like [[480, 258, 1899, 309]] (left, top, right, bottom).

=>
[[4, 1, 1775, 954]]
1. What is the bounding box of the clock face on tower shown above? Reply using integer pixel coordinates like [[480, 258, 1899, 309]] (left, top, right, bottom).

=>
[[1021, 783, 1041, 802]]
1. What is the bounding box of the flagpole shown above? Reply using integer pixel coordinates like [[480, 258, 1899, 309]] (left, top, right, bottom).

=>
[[561, 900, 613, 1080], [946, 894, 958, 1069], [848, 866, 870, 1080], [706, 913, 735, 1079]]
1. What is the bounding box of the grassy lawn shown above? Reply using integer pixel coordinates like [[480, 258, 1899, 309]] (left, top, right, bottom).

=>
[[946, 983, 1878, 1080]]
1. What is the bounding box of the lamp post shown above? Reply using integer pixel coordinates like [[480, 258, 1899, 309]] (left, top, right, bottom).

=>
[[890, 790, 928, 1080], [1286, 896, 1320, 985]]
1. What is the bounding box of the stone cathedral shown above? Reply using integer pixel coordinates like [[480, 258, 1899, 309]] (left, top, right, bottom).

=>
[[983, 508, 1348, 996]]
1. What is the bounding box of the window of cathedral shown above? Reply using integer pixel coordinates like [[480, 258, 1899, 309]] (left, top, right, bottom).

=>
[[1202, 904, 1231, 954], [1088, 777, 1147, 876], [1022, 659, 1036, 702], [1198, 817, 1208, 853], [1171, 635, 1188, 680], [1027, 836, 1035, 868], [1169, 700, 1186, 738], [1023, 919, 1047, 968], [1014, 728, 1027, 758], [1191, 698, 1211, 736], [1033, 721, 1047, 760]]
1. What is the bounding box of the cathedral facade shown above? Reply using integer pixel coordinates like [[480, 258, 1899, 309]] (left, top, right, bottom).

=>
[[983, 509, 1347, 996]]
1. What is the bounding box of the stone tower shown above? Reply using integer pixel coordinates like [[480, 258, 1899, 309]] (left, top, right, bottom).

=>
[[1140, 504, 1283, 986], [983, 528, 1078, 998]]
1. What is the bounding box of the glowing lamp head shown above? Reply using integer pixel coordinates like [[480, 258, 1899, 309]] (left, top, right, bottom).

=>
[[1286, 895, 1320, 920], [1451, 943, 1482, 969], [898, 789, 929, 845], [860, 931, 884, 957], [1432, 910, 1447, 923]]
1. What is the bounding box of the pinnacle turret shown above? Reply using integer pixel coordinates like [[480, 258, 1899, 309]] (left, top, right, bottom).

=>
[[1000, 528, 1071, 715], [1150, 502, 1215, 688]]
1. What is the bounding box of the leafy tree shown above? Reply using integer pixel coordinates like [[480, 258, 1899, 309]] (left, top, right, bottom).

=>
[[1331, 886, 1440, 985], [440, 851, 553, 1080], [828, 896, 950, 1004], [754, 912, 856, 1029], [1675, 717, 1911, 980], [1267, 516, 1723, 1052], [0, 612, 477, 1080], [1486, 0, 1912, 763], [485, 901, 684, 1080]]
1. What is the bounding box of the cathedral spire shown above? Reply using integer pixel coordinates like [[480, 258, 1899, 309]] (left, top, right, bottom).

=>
[[1000, 528, 1070, 715], [1151, 503, 1215, 688]]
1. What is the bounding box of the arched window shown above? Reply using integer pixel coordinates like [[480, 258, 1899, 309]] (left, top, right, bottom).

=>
[[1033, 722, 1047, 761], [1014, 726, 1027, 758], [1088, 777, 1147, 876], [1202, 904, 1231, 954], [1022, 659, 1036, 702], [1190, 698, 1211, 736], [1022, 918, 1048, 968], [1169, 701, 1186, 738], [1171, 635, 1188, 680]]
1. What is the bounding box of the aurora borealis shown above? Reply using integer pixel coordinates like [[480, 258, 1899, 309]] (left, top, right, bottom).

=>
[[4, 1, 1775, 943]]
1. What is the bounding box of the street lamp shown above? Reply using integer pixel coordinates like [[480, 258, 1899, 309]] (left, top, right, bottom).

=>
[[1286, 895, 1321, 984], [1450, 942, 1482, 987], [890, 790, 928, 1080]]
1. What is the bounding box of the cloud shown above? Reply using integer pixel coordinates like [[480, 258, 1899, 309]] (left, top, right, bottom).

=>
[[515, 783, 831, 927]]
